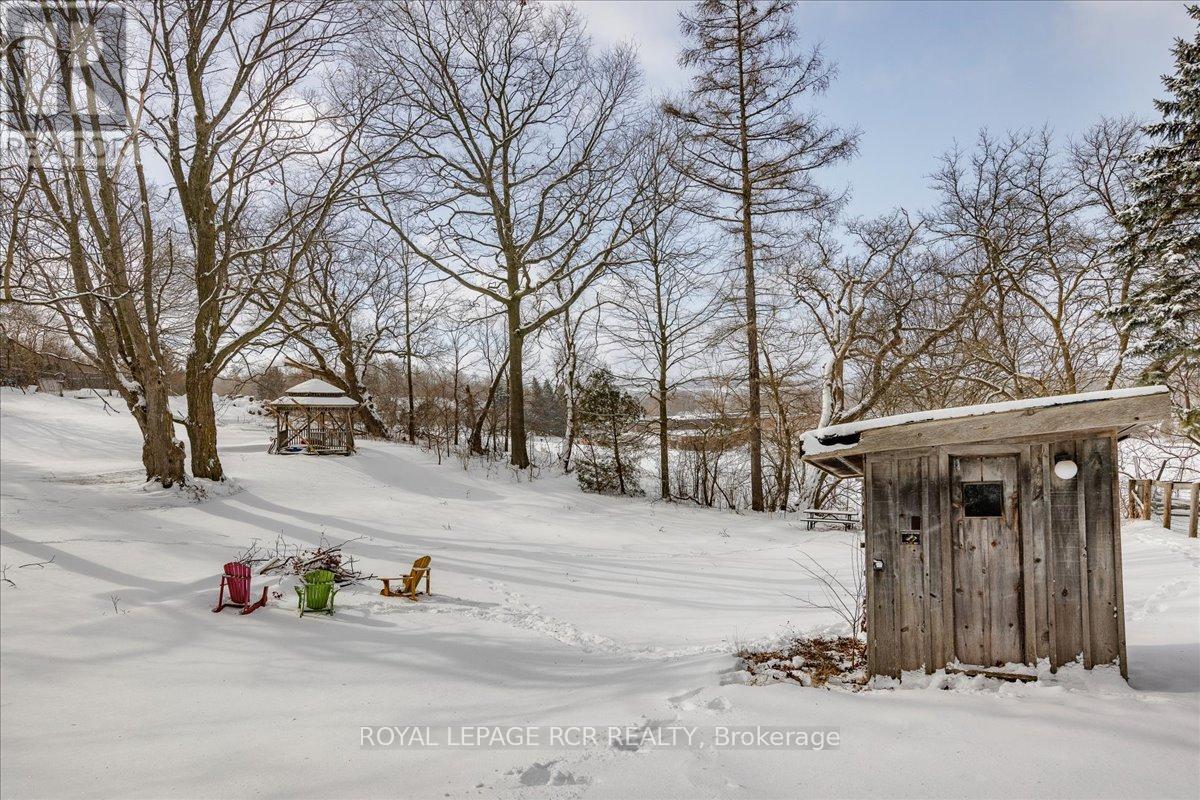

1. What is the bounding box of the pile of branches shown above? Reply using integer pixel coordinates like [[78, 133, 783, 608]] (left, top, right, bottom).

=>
[[737, 636, 867, 689], [236, 534, 370, 584]]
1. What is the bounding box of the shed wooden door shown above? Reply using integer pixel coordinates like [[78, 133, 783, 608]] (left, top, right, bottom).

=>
[[950, 455, 1024, 667]]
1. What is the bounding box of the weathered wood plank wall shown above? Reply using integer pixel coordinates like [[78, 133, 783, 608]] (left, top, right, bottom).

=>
[[896, 457, 926, 671], [866, 459, 899, 676], [1083, 437, 1119, 666], [864, 433, 1125, 679], [1048, 440, 1085, 668]]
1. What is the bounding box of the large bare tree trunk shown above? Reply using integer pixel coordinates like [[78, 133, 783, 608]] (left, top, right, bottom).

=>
[[562, 383, 577, 472], [355, 401, 389, 439], [405, 347, 416, 443], [134, 371, 187, 487], [740, 196, 764, 511], [557, 301, 581, 474], [737, 33, 764, 513], [657, 363, 670, 500], [184, 359, 222, 480], [452, 369, 461, 446], [507, 302, 529, 468]]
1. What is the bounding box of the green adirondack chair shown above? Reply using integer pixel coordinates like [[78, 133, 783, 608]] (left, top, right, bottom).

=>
[[295, 569, 338, 616]]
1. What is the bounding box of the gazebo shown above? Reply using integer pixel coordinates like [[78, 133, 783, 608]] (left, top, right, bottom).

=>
[[268, 379, 359, 455]]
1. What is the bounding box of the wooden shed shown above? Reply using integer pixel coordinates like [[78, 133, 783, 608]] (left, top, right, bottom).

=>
[[268, 379, 358, 455], [800, 386, 1172, 680]]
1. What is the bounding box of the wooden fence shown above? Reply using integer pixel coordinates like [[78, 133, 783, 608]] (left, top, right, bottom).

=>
[[1127, 479, 1200, 538], [1, 368, 115, 396]]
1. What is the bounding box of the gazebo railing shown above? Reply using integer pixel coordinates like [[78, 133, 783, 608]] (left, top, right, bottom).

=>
[[275, 427, 351, 453]]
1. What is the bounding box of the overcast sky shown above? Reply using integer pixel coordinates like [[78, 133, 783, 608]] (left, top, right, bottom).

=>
[[573, 0, 1192, 218]]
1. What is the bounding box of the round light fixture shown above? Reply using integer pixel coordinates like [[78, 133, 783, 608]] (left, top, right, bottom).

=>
[[1054, 459, 1078, 480]]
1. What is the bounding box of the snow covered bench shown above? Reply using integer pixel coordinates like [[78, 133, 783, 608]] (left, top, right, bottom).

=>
[[796, 508, 860, 531]]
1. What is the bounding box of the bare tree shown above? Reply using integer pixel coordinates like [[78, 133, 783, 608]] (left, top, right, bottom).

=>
[[928, 127, 1149, 402], [1070, 117, 1148, 389], [606, 119, 717, 499], [665, 0, 859, 511], [3, 0, 384, 483], [756, 308, 819, 510], [273, 222, 404, 437], [465, 315, 509, 455], [3, 0, 187, 484], [926, 133, 1043, 401], [440, 308, 479, 447], [789, 213, 986, 428], [0, 133, 37, 302], [142, 0, 382, 480], [546, 283, 600, 474], [356, 0, 647, 468], [394, 242, 448, 442]]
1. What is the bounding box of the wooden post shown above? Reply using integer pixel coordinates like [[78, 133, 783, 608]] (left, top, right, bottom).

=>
[[1126, 478, 1136, 518], [1140, 480, 1152, 520], [1189, 483, 1199, 539], [1162, 481, 1174, 530]]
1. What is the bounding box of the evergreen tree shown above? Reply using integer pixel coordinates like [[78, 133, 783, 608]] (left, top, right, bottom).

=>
[[1113, 5, 1200, 434], [527, 378, 567, 437], [575, 368, 646, 496]]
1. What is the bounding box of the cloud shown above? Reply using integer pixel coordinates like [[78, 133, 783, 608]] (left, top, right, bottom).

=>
[[570, 0, 689, 90], [1062, 0, 1190, 59]]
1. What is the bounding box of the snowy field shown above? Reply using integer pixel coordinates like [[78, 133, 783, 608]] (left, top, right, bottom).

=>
[[1, 391, 1198, 799]]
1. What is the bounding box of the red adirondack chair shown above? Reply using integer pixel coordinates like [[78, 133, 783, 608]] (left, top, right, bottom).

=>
[[212, 562, 268, 615]]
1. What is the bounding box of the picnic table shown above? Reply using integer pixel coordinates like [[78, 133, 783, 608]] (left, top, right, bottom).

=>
[[796, 507, 860, 531]]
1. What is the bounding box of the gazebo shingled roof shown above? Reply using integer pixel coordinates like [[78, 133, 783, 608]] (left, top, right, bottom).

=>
[[282, 378, 345, 396]]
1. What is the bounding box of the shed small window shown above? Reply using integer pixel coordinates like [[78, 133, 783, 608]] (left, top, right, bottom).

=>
[[962, 481, 1003, 517]]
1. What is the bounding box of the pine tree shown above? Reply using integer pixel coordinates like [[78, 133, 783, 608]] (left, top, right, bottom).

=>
[[528, 378, 567, 437], [664, 0, 858, 511], [575, 368, 647, 496], [1113, 5, 1200, 434]]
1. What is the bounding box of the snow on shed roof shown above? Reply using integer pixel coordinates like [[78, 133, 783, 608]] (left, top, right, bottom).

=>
[[270, 394, 359, 408], [284, 378, 345, 396], [800, 385, 1171, 477]]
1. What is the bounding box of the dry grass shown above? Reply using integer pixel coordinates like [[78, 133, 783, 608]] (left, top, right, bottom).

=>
[[737, 636, 868, 689]]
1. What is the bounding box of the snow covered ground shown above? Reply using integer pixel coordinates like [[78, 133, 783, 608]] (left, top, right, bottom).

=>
[[1, 390, 1197, 799]]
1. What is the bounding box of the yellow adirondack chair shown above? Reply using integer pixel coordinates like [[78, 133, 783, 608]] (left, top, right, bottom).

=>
[[379, 556, 431, 601]]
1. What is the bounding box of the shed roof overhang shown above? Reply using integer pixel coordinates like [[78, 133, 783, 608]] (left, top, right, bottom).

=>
[[800, 386, 1172, 479]]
